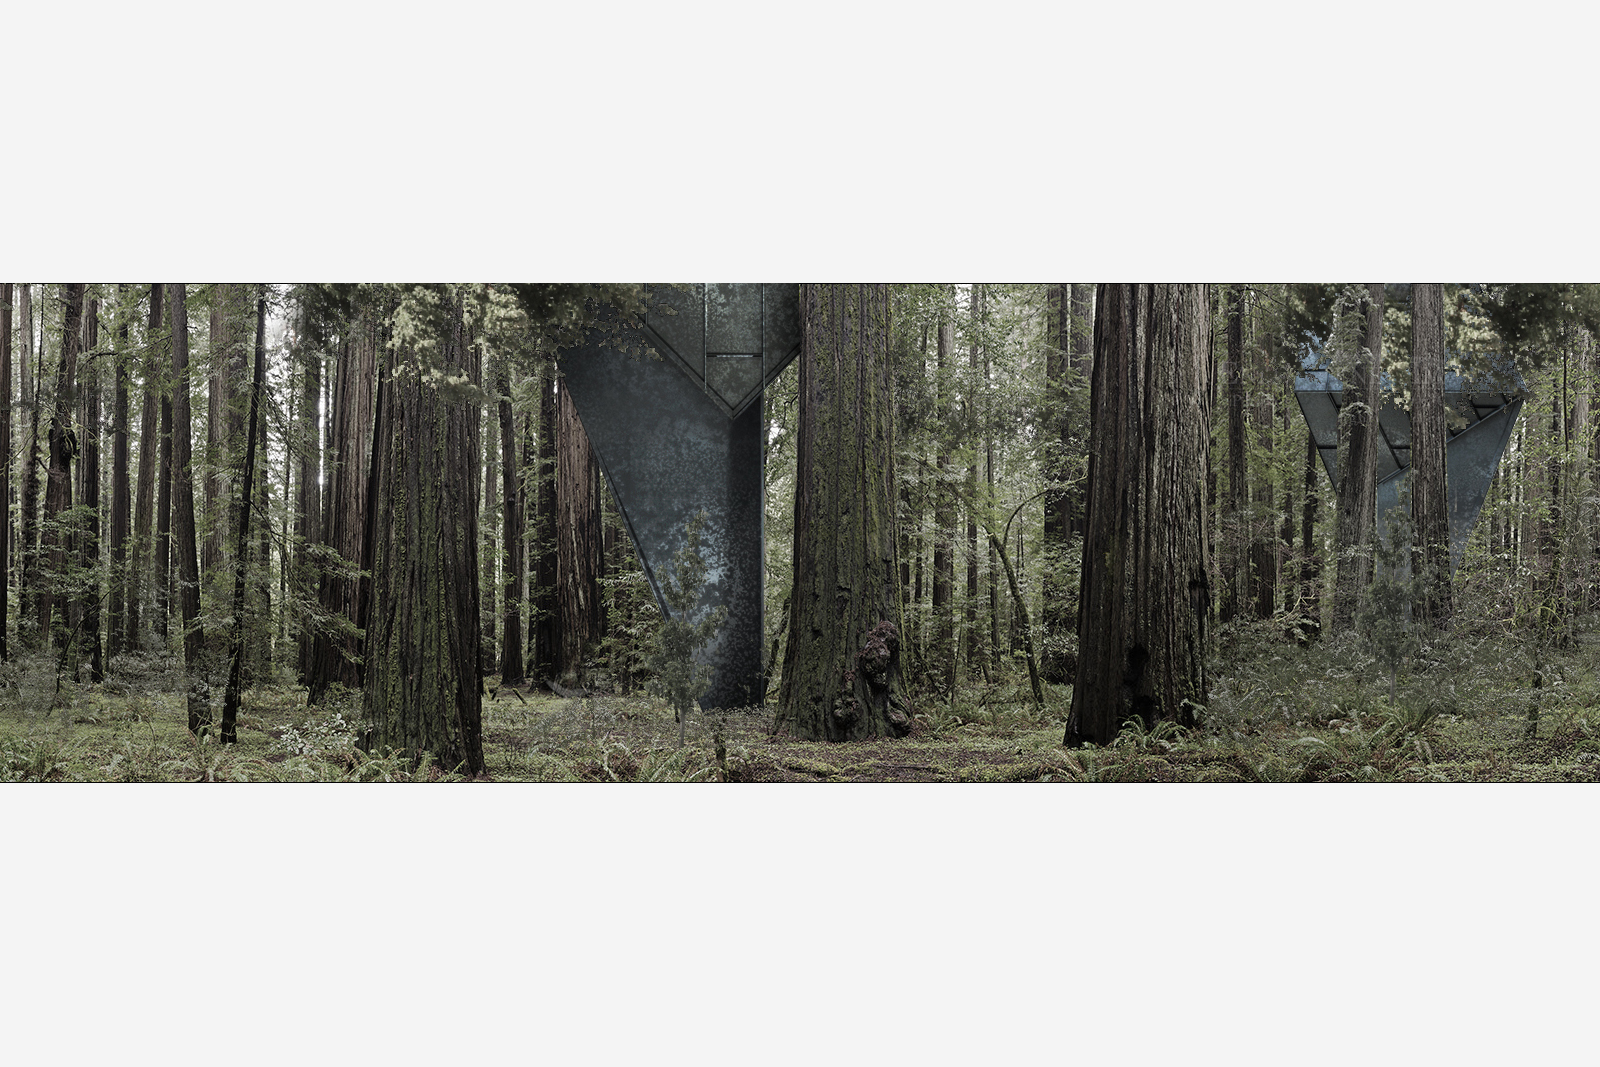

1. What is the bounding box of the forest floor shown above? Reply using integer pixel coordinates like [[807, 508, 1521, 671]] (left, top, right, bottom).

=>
[[3, 618, 1600, 783]]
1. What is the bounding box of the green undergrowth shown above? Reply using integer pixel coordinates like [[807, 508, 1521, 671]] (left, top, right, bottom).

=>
[[5, 622, 1600, 782]]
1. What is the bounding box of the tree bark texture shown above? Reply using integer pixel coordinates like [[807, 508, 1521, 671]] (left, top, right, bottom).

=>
[[555, 378, 603, 683], [204, 283, 250, 574], [307, 315, 379, 704], [1065, 284, 1212, 747], [109, 287, 131, 660], [1330, 284, 1383, 633], [18, 284, 41, 635], [776, 283, 911, 741], [41, 284, 83, 648], [293, 305, 321, 681], [1409, 282, 1452, 627], [481, 379, 499, 674], [0, 283, 10, 660], [168, 285, 208, 730], [498, 370, 526, 685], [221, 298, 269, 744], [362, 291, 484, 775], [930, 292, 955, 693], [1223, 286, 1246, 622], [79, 297, 104, 680], [531, 363, 559, 676]]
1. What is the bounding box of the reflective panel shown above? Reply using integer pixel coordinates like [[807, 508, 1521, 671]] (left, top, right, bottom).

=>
[[1294, 350, 1525, 570], [558, 284, 801, 709]]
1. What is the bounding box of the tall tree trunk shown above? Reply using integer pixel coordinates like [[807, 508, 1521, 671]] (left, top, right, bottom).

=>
[[930, 290, 955, 693], [307, 315, 379, 705], [109, 286, 132, 660], [293, 303, 321, 681], [1041, 284, 1075, 683], [17, 284, 40, 639], [205, 283, 250, 574], [79, 296, 104, 681], [776, 283, 910, 741], [168, 285, 207, 730], [0, 283, 10, 660], [1250, 306, 1277, 619], [156, 333, 173, 645], [531, 362, 559, 676], [498, 369, 526, 686], [252, 304, 273, 684], [1330, 284, 1383, 633], [362, 289, 484, 776], [1223, 285, 1246, 622], [41, 285, 84, 648], [1066, 284, 1212, 747], [221, 298, 269, 744], [964, 285, 982, 677], [555, 378, 602, 683], [1410, 282, 1451, 628], [481, 371, 499, 675]]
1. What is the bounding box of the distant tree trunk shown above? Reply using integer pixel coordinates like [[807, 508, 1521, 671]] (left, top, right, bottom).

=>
[[18, 284, 41, 638], [221, 297, 269, 744], [41, 284, 84, 648], [307, 315, 379, 705], [205, 283, 250, 574], [293, 305, 321, 681], [482, 371, 499, 675], [531, 363, 559, 676], [1250, 308, 1277, 619], [79, 296, 104, 681], [776, 283, 910, 741], [930, 290, 955, 693], [1300, 430, 1321, 625], [555, 378, 602, 683], [1410, 282, 1451, 628], [1066, 284, 1212, 748], [1222, 285, 1246, 623], [1330, 284, 1383, 633], [964, 285, 983, 678], [0, 283, 10, 661], [252, 300, 273, 683], [362, 290, 484, 775], [168, 285, 207, 730], [109, 286, 132, 660], [156, 331, 174, 645], [1041, 284, 1075, 683], [498, 369, 526, 686]]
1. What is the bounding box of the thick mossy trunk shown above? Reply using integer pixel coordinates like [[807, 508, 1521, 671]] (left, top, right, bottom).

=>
[[1066, 284, 1211, 748], [777, 283, 911, 742], [362, 291, 484, 775]]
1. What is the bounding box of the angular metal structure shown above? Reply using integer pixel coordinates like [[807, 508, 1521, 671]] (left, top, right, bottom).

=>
[[557, 284, 800, 709], [1294, 351, 1525, 569]]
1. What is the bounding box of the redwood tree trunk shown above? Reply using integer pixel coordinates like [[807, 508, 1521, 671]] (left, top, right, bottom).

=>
[[362, 289, 484, 775], [41, 284, 84, 648], [307, 315, 379, 705], [1223, 285, 1246, 623], [499, 370, 526, 686], [1331, 284, 1383, 633], [1410, 282, 1451, 628], [80, 297, 104, 681], [221, 298, 269, 744], [1065, 284, 1212, 747], [109, 286, 131, 660], [18, 284, 41, 638], [293, 303, 321, 682], [0, 283, 10, 661], [777, 283, 911, 741], [555, 378, 602, 683], [930, 291, 955, 693], [168, 284, 208, 730], [531, 362, 559, 676]]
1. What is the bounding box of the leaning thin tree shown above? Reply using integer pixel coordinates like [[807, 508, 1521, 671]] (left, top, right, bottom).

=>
[[776, 283, 912, 742], [1065, 284, 1212, 747]]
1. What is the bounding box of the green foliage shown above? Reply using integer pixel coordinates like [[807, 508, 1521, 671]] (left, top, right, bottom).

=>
[[645, 512, 727, 742]]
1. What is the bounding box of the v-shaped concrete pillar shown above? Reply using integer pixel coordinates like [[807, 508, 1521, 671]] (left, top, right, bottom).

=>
[[557, 285, 800, 709]]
